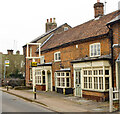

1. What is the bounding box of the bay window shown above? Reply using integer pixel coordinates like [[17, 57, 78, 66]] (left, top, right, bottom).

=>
[[56, 72, 71, 88], [83, 67, 110, 91]]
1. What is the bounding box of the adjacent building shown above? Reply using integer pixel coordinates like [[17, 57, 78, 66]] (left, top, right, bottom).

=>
[[0, 50, 25, 80], [24, 1, 120, 101]]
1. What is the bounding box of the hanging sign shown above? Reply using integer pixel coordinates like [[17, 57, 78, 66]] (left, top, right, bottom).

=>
[[31, 62, 37, 67], [5, 60, 10, 67]]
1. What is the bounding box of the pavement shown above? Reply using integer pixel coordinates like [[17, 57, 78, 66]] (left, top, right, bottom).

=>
[[0, 87, 115, 113]]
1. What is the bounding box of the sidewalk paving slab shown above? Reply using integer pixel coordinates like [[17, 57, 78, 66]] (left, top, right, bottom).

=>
[[0, 87, 111, 112]]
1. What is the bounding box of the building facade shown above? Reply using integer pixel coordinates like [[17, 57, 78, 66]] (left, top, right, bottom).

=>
[[24, 1, 120, 101], [0, 50, 25, 80]]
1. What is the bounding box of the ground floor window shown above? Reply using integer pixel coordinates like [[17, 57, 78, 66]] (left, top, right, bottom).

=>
[[56, 72, 71, 88], [83, 67, 110, 91], [35, 69, 46, 85]]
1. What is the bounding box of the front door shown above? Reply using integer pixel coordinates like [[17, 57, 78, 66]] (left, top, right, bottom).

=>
[[48, 72, 51, 91], [75, 69, 82, 97]]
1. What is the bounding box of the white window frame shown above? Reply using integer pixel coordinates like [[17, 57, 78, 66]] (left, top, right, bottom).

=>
[[35, 69, 42, 85], [56, 72, 71, 88], [90, 43, 101, 57], [54, 51, 61, 62], [83, 67, 110, 91]]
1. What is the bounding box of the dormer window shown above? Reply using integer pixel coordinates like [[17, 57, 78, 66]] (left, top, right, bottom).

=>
[[90, 43, 100, 57], [64, 27, 68, 31]]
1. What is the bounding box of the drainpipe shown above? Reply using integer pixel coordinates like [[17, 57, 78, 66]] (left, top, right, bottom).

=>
[[107, 25, 114, 90]]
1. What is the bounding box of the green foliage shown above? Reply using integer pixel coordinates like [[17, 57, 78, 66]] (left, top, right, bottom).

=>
[[9, 69, 24, 79]]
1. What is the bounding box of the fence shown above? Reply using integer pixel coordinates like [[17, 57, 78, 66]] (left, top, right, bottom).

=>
[[109, 88, 120, 112]]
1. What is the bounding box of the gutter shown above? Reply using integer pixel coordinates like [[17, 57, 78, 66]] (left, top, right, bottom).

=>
[[107, 24, 114, 90]]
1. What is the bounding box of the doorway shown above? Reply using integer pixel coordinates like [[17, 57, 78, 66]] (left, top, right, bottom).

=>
[[75, 69, 82, 97]]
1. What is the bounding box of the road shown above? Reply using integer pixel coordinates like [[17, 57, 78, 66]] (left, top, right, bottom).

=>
[[1, 91, 54, 113]]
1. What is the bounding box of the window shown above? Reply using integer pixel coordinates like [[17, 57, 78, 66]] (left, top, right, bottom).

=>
[[88, 77, 92, 89], [99, 70, 103, 75], [64, 27, 68, 31], [105, 70, 109, 75], [105, 77, 109, 90], [90, 43, 100, 57], [30, 68, 32, 80], [94, 77, 98, 89], [88, 70, 92, 75], [54, 52, 61, 61], [35, 70, 46, 85], [83, 67, 110, 91], [93, 70, 98, 75], [99, 77, 103, 90], [35, 70, 41, 84], [84, 70, 87, 75], [56, 72, 70, 88], [84, 77, 87, 88]]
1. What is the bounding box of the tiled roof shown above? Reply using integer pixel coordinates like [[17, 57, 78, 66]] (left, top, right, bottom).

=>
[[30, 23, 71, 43], [41, 10, 120, 51]]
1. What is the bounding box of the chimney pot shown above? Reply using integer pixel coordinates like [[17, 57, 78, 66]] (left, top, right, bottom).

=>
[[50, 18, 52, 23], [47, 19, 49, 23], [97, 0, 100, 3], [53, 18, 56, 23], [7, 49, 13, 55]]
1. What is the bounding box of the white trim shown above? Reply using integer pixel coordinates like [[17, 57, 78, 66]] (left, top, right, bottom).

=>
[[54, 51, 61, 62], [56, 72, 71, 88], [50, 70, 53, 91], [26, 43, 41, 59], [89, 43, 101, 57]]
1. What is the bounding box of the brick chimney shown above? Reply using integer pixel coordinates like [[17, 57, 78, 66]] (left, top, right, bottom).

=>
[[7, 49, 13, 55], [45, 18, 57, 32], [94, 0, 104, 18]]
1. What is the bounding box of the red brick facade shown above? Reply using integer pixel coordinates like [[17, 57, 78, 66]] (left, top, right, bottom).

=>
[[23, 2, 120, 101]]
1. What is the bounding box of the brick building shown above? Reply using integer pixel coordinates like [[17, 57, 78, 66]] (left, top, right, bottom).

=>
[[24, 1, 120, 101], [0, 50, 25, 80], [23, 18, 72, 87]]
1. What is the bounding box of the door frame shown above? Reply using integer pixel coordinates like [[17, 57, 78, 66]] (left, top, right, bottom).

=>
[[74, 69, 82, 97], [47, 70, 52, 91]]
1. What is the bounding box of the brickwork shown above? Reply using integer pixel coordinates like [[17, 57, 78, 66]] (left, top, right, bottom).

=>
[[42, 36, 111, 88]]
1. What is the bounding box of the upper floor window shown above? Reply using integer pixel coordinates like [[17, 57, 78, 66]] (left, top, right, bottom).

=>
[[64, 27, 68, 31], [54, 52, 61, 62], [90, 43, 100, 57]]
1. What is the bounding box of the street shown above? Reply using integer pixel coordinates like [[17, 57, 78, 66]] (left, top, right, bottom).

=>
[[1, 91, 54, 113]]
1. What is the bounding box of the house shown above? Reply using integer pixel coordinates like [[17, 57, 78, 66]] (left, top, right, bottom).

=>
[[23, 18, 72, 87], [0, 50, 25, 80], [24, 1, 120, 101]]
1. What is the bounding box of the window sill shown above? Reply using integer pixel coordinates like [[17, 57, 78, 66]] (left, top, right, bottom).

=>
[[82, 88, 109, 92], [90, 55, 101, 58], [54, 60, 61, 62], [56, 86, 71, 88]]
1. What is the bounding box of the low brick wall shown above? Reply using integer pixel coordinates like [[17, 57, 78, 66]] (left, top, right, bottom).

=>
[[82, 90, 109, 102], [36, 85, 46, 91]]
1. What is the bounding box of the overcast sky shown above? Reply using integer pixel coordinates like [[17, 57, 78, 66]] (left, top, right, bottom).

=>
[[0, 0, 119, 54]]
